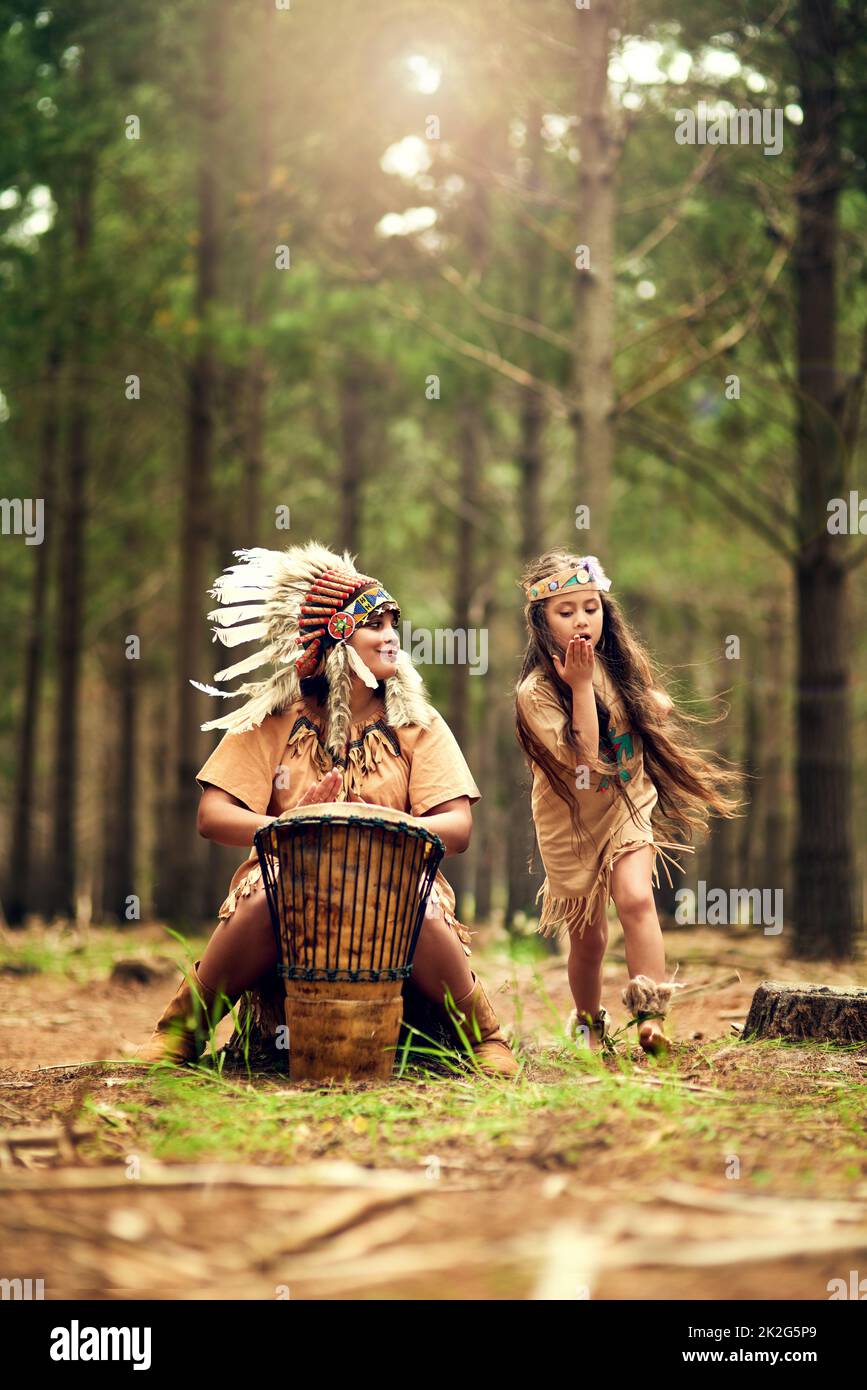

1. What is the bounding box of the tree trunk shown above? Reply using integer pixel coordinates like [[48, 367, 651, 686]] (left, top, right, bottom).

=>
[[571, 0, 618, 551], [241, 0, 278, 546], [738, 638, 764, 888], [101, 628, 138, 923], [743, 982, 867, 1043], [706, 657, 741, 894], [762, 599, 790, 901], [503, 102, 548, 932], [443, 399, 480, 920], [6, 342, 61, 925], [51, 163, 94, 920], [791, 0, 857, 957], [164, 1, 227, 923], [472, 635, 496, 922], [336, 361, 366, 554]]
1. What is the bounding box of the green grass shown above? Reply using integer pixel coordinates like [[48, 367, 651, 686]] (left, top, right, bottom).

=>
[[6, 923, 866, 1197], [78, 1034, 867, 1199], [0, 924, 212, 984]]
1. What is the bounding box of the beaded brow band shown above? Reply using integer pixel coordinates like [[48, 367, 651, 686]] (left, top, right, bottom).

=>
[[525, 559, 612, 602]]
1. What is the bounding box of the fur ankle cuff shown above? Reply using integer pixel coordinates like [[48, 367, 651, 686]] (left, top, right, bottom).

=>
[[622, 973, 683, 1017]]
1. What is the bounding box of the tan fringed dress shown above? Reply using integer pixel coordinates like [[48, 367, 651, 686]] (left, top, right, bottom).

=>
[[516, 657, 691, 941], [195, 698, 481, 954]]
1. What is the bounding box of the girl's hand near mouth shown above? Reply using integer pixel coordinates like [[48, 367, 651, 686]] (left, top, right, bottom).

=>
[[553, 633, 595, 690]]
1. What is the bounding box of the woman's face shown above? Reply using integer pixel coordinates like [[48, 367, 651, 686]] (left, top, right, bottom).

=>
[[347, 606, 400, 681], [542, 588, 604, 656]]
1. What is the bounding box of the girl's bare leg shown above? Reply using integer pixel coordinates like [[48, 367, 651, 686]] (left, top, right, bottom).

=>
[[567, 897, 608, 1050], [610, 846, 668, 1051]]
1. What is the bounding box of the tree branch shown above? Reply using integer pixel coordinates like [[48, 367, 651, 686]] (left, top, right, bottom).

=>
[[617, 242, 791, 415], [621, 418, 798, 562], [619, 147, 718, 267], [373, 289, 572, 416], [435, 262, 572, 353]]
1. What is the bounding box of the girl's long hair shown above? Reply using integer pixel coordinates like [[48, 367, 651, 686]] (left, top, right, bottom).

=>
[[515, 550, 744, 850]]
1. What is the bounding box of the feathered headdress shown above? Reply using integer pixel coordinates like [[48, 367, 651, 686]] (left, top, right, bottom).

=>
[[190, 540, 435, 756]]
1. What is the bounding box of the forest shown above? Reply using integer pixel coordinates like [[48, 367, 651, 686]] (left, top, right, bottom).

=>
[[1, 0, 866, 1316]]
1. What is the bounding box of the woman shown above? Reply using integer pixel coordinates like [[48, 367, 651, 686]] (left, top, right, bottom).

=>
[[139, 541, 518, 1078]]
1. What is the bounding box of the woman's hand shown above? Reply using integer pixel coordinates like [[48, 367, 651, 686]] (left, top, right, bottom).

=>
[[296, 770, 343, 806], [553, 635, 595, 690]]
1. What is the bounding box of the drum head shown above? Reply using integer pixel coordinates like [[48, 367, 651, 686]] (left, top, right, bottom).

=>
[[275, 800, 437, 835]]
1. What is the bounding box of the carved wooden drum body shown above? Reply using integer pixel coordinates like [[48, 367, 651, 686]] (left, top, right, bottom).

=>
[[254, 802, 445, 1082]]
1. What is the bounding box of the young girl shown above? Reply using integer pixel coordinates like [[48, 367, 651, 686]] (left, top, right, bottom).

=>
[[515, 550, 742, 1054], [140, 541, 518, 1078]]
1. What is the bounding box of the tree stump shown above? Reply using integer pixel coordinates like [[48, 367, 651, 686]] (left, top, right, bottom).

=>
[[219, 973, 456, 1074], [743, 982, 867, 1043]]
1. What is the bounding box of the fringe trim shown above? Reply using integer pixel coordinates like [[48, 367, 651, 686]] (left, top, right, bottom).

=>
[[283, 715, 401, 798], [285, 719, 330, 775], [426, 873, 473, 955], [536, 837, 695, 942], [341, 725, 397, 799], [217, 858, 273, 923]]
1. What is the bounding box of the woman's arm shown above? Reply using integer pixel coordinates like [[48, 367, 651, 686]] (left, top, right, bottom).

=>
[[418, 795, 472, 856], [197, 771, 345, 847], [197, 785, 274, 847]]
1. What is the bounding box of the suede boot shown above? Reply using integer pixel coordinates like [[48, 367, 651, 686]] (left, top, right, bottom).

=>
[[137, 961, 234, 1065], [449, 973, 519, 1079]]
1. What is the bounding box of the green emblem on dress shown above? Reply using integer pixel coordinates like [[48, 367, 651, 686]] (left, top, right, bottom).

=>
[[596, 723, 634, 792]]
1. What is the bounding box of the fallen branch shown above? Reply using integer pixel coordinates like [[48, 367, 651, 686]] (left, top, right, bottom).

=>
[[0, 1159, 429, 1194]]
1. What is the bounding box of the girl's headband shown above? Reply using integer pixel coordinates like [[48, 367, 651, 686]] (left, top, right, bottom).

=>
[[525, 556, 612, 602]]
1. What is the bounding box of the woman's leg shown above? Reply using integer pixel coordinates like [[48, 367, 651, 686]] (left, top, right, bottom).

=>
[[609, 846, 669, 1050], [410, 910, 475, 1004], [197, 886, 278, 1000], [567, 897, 609, 1048], [409, 908, 518, 1077], [200, 890, 480, 1007]]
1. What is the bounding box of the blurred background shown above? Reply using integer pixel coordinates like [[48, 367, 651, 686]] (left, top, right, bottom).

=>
[[0, 0, 864, 959]]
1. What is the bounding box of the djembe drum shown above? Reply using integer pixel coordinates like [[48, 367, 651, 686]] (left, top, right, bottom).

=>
[[254, 803, 445, 1082]]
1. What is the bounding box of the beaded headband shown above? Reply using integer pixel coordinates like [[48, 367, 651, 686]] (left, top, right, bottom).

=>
[[295, 570, 400, 678], [525, 556, 612, 602]]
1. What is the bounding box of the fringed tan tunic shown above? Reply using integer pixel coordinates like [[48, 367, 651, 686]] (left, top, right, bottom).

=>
[[516, 658, 691, 941], [195, 699, 481, 955]]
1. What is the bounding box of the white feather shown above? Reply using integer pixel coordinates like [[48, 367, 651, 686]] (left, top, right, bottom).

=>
[[207, 604, 269, 626], [212, 621, 269, 648], [345, 643, 378, 689], [214, 646, 279, 682], [209, 581, 269, 604], [190, 679, 235, 699]]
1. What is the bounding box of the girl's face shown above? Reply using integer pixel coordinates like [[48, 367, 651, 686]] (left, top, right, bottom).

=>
[[543, 588, 604, 656], [347, 606, 400, 681]]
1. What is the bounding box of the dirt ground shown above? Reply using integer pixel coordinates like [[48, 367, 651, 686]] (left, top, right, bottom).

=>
[[1, 919, 866, 1301]]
